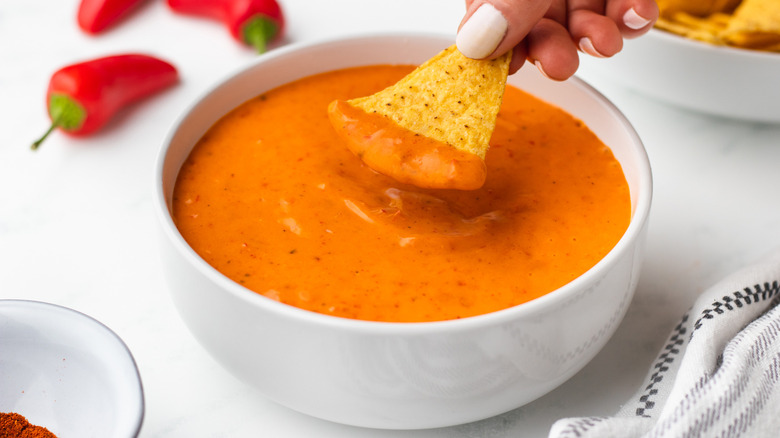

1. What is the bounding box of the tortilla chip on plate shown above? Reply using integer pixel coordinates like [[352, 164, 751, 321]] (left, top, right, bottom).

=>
[[722, 0, 780, 49], [655, 0, 780, 51], [655, 12, 730, 43], [656, 0, 741, 18]]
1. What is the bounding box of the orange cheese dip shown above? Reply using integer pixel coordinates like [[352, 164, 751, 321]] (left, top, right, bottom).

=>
[[172, 65, 631, 323], [327, 99, 488, 190]]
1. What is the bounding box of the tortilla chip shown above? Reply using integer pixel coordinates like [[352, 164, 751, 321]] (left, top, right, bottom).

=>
[[347, 44, 511, 160], [712, 0, 744, 15], [657, 0, 741, 18], [729, 0, 780, 32], [656, 12, 731, 44], [655, 0, 780, 52], [725, 31, 780, 48], [721, 0, 780, 50], [675, 12, 730, 33]]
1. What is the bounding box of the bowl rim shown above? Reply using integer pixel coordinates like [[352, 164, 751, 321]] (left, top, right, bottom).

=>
[[0, 299, 145, 437], [647, 27, 780, 60], [154, 31, 653, 334]]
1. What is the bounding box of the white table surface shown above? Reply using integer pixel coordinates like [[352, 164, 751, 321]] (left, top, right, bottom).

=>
[[2, 1, 779, 437]]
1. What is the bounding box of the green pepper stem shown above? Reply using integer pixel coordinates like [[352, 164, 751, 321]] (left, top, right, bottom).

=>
[[243, 15, 278, 54], [31, 94, 87, 151], [31, 121, 59, 150]]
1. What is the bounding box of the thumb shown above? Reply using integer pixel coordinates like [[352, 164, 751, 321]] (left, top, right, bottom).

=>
[[456, 0, 552, 59]]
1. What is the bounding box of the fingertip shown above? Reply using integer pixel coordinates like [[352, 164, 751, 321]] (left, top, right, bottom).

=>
[[579, 37, 607, 58], [535, 58, 579, 81], [569, 11, 623, 58], [526, 20, 579, 81], [456, 2, 508, 59], [623, 7, 651, 30], [533, 60, 552, 80], [610, 0, 659, 36]]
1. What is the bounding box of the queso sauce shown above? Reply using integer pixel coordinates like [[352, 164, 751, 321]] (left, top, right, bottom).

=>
[[327, 99, 488, 190], [172, 65, 631, 323]]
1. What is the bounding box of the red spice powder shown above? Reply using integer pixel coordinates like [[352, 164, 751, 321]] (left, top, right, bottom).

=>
[[0, 412, 58, 438]]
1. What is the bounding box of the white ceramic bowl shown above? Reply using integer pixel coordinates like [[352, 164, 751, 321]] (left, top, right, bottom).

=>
[[154, 33, 653, 429], [582, 28, 780, 122], [0, 300, 144, 437]]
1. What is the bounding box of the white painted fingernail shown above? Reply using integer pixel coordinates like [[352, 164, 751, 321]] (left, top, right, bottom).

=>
[[534, 60, 551, 79], [456, 3, 508, 59], [578, 37, 606, 58], [623, 7, 651, 29]]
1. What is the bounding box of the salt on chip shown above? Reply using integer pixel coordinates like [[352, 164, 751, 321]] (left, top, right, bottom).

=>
[[347, 44, 511, 160]]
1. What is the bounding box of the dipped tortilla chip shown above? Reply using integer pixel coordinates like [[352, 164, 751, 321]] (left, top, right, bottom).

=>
[[347, 44, 511, 160]]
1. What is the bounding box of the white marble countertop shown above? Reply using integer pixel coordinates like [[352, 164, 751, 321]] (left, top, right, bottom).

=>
[[2, 0, 779, 436]]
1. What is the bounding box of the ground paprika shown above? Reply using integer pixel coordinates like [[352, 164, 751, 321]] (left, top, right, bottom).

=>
[[0, 412, 58, 438]]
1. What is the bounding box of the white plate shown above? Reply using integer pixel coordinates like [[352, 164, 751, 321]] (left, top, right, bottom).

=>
[[0, 300, 144, 437], [582, 28, 780, 123]]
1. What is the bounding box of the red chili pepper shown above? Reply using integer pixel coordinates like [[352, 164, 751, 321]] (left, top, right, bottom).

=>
[[167, 0, 285, 53], [32, 54, 179, 150], [77, 0, 148, 34]]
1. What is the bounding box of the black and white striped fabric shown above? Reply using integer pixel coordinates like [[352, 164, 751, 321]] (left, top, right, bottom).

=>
[[550, 250, 780, 438]]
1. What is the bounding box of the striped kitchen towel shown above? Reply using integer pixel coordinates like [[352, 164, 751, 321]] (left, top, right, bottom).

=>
[[549, 250, 780, 438]]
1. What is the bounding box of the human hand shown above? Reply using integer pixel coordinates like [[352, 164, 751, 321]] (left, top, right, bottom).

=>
[[456, 0, 659, 80]]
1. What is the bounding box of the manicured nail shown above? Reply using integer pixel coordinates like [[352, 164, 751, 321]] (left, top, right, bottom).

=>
[[534, 60, 551, 79], [578, 37, 606, 58], [623, 7, 651, 30], [456, 3, 508, 59]]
